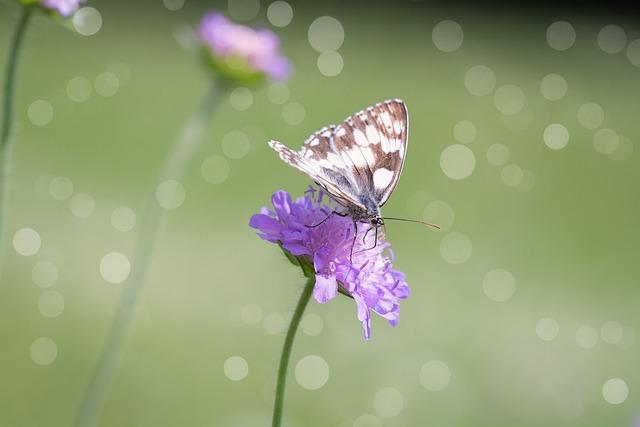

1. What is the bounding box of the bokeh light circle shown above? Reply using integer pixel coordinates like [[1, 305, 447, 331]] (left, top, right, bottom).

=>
[[419, 360, 451, 391], [27, 100, 53, 126], [201, 155, 230, 184], [301, 313, 324, 336], [308, 16, 344, 52], [241, 303, 263, 325], [432, 20, 464, 52], [577, 102, 604, 130], [543, 123, 570, 150], [32, 261, 58, 288], [453, 120, 476, 144], [267, 1, 293, 28], [482, 269, 516, 302], [540, 73, 567, 101], [501, 164, 524, 187], [576, 326, 598, 349], [536, 317, 559, 341], [155, 180, 186, 210], [283, 102, 306, 125], [162, 0, 185, 11], [373, 387, 404, 418], [440, 144, 475, 180], [70, 193, 95, 218], [317, 51, 344, 77], [627, 39, 640, 66], [601, 321, 623, 344], [486, 143, 509, 166], [224, 355, 249, 381], [494, 85, 525, 115], [99, 252, 131, 284], [222, 131, 251, 159], [295, 355, 329, 390], [94, 72, 119, 97], [30, 337, 57, 365], [593, 128, 619, 154], [464, 65, 496, 96], [440, 232, 472, 264], [49, 176, 74, 201], [38, 290, 65, 318], [13, 228, 41, 256], [263, 313, 285, 335], [546, 21, 576, 51], [424, 200, 454, 232], [229, 87, 253, 111], [597, 25, 627, 54], [111, 207, 136, 231], [73, 7, 103, 36], [602, 379, 628, 404], [67, 77, 92, 102]]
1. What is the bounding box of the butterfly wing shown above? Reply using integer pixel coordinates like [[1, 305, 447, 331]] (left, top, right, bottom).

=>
[[268, 135, 365, 209], [269, 99, 408, 211], [332, 99, 408, 206]]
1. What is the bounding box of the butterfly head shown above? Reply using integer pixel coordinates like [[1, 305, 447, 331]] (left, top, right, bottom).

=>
[[370, 216, 384, 227]]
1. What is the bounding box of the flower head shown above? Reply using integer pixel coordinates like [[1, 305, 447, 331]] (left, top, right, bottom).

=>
[[40, 0, 82, 16], [197, 12, 292, 83], [249, 188, 410, 340]]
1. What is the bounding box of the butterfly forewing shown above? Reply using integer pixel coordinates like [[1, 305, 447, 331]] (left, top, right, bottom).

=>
[[268, 99, 408, 215], [333, 99, 408, 206]]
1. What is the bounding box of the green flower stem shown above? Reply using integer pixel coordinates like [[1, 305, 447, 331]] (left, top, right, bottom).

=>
[[0, 5, 33, 275], [272, 272, 315, 427], [75, 80, 226, 427]]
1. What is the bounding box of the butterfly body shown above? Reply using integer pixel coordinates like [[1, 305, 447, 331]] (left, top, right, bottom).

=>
[[269, 99, 408, 232]]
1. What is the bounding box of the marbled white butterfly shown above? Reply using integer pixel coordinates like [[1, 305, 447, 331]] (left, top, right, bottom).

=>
[[269, 99, 435, 253]]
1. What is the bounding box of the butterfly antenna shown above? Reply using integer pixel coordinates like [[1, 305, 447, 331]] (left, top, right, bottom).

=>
[[382, 217, 441, 230]]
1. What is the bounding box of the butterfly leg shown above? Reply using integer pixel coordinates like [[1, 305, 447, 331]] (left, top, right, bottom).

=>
[[349, 221, 358, 264], [306, 210, 348, 228], [359, 225, 379, 253]]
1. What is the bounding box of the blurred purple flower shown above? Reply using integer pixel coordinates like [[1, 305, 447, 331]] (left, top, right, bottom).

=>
[[249, 188, 410, 340], [197, 12, 291, 81], [40, 0, 82, 16]]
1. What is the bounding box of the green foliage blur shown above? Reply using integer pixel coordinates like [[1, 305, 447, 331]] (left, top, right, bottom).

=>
[[0, 1, 638, 426]]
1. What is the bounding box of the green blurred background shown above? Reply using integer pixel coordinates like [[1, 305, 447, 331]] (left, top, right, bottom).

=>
[[1, 0, 639, 426]]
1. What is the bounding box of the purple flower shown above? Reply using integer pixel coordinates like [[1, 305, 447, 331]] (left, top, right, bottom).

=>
[[249, 188, 410, 340], [197, 12, 292, 82], [40, 0, 82, 16]]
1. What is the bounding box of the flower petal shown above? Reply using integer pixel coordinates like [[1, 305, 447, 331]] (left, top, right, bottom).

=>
[[313, 275, 338, 304]]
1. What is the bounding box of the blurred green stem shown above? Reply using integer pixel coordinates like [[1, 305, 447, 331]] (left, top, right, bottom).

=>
[[0, 5, 32, 275], [75, 80, 226, 427], [272, 274, 315, 427]]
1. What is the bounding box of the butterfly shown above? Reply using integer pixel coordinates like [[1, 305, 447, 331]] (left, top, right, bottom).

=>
[[268, 99, 417, 254]]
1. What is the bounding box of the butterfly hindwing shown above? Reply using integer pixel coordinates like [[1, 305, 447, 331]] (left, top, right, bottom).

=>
[[268, 139, 363, 209]]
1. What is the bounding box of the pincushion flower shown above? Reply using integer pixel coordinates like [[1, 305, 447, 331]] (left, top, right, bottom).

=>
[[40, 0, 82, 16], [17, 0, 82, 16], [197, 11, 292, 83], [250, 187, 410, 340]]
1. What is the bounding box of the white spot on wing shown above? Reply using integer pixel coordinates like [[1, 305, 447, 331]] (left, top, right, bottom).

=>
[[347, 148, 368, 168], [309, 138, 320, 146], [353, 129, 368, 146], [365, 125, 380, 145], [373, 168, 394, 190], [360, 146, 375, 165]]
